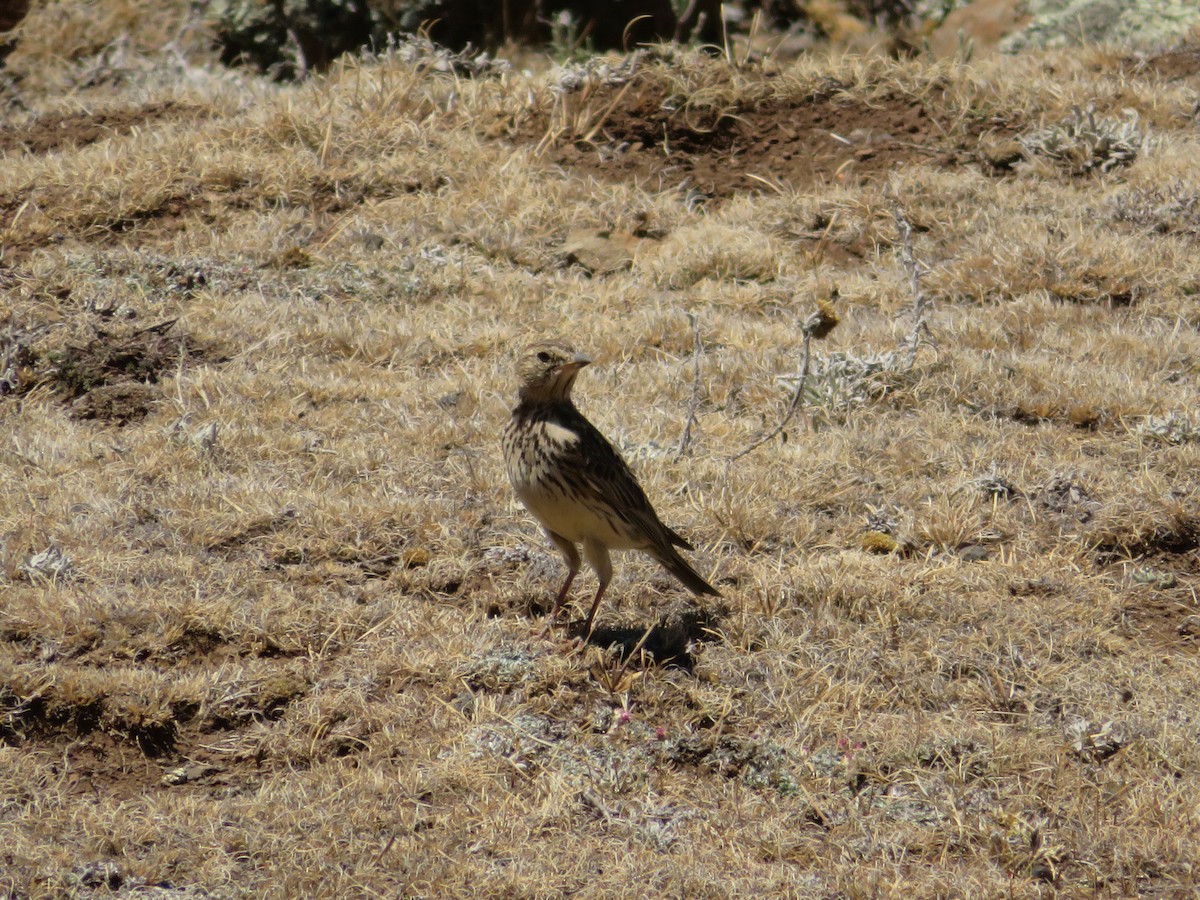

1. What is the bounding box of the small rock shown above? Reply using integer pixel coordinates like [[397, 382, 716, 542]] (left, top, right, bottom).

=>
[[958, 544, 990, 562], [1066, 718, 1126, 762], [161, 763, 219, 786]]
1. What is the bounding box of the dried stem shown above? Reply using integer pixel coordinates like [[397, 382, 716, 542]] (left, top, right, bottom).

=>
[[676, 312, 703, 459], [729, 310, 820, 462], [893, 206, 933, 370]]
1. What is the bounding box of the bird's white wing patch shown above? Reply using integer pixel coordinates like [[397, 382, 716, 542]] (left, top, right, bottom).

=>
[[540, 421, 580, 448]]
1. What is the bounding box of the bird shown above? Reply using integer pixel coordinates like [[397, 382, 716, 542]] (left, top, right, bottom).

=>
[[502, 340, 720, 635]]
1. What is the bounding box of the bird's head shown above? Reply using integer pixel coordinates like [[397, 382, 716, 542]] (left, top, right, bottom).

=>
[[515, 341, 592, 403]]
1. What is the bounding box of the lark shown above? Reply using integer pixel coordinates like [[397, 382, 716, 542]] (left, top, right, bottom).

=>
[[502, 341, 720, 634]]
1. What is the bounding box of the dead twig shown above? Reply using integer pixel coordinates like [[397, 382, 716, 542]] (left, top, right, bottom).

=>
[[892, 206, 934, 370], [730, 301, 838, 462], [676, 312, 703, 459]]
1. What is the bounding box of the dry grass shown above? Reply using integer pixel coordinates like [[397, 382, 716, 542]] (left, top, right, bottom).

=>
[[2, 3, 1200, 897]]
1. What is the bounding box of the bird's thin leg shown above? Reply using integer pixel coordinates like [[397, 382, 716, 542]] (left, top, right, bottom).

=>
[[540, 532, 581, 637], [582, 579, 609, 638], [581, 539, 613, 638], [542, 571, 577, 635]]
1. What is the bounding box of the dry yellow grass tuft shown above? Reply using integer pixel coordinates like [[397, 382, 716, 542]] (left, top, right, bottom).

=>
[[2, 2, 1200, 896]]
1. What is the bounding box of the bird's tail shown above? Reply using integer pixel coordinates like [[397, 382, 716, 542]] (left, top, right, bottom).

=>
[[654, 545, 721, 596], [664, 525, 695, 551]]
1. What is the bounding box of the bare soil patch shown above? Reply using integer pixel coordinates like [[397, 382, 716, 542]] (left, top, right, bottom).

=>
[[1117, 587, 1200, 651], [0, 101, 208, 157], [2, 318, 222, 424], [1, 613, 309, 803], [1096, 517, 1200, 651], [1123, 46, 1200, 83], [525, 86, 1020, 199], [3, 682, 278, 803]]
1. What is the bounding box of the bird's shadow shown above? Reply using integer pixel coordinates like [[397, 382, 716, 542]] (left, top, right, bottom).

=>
[[565, 601, 725, 671]]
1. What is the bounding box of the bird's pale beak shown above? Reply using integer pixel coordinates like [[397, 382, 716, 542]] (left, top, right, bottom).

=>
[[566, 352, 592, 369]]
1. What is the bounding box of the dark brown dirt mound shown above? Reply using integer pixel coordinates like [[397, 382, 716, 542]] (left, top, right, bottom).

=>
[[525, 86, 1019, 199], [1122, 46, 1200, 83], [3, 318, 222, 424], [0, 101, 208, 157]]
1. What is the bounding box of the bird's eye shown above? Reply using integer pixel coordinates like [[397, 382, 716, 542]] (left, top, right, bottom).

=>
[[536, 351, 551, 363]]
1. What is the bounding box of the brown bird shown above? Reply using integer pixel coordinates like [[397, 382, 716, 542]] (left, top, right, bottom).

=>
[[502, 341, 720, 634]]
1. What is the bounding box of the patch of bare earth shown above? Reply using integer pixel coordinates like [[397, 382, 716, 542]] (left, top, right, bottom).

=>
[[0, 101, 210, 157], [523, 83, 1020, 200], [3, 314, 221, 423], [1, 622, 302, 804], [1097, 518, 1200, 651], [1121, 45, 1200, 82]]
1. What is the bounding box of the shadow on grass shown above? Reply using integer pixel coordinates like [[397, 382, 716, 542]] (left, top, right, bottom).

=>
[[566, 601, 726, 671]]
